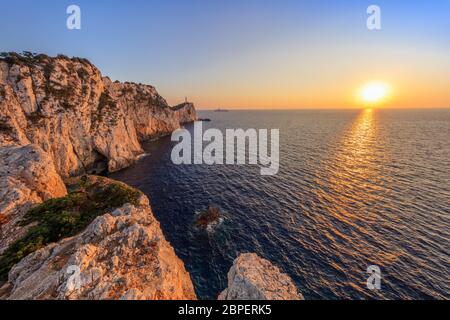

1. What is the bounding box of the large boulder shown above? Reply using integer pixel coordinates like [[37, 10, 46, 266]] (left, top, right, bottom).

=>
[[218, 253, 304, 300]]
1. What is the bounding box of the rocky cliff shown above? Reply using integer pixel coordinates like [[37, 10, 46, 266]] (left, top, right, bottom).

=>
[[0, 176, 196, 300], [0, 52, 197, 300], [0, 52, 197, 177], [219, 253, 303, 300], [0, 145, 67, 255]]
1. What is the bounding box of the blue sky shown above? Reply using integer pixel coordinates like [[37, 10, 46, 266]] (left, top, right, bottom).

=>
[[1, 0, 449, 108]]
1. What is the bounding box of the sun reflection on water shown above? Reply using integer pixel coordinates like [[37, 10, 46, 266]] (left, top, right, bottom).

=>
[[302, 108, 402, 298]]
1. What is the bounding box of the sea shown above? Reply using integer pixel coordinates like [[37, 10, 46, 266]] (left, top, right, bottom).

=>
[[110, 109, 450, 300]]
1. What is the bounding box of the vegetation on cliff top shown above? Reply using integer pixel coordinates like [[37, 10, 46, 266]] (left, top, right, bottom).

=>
[[0, 52, 92, 67], [0, 176, 142, 281], [0, 52, 92, 113]]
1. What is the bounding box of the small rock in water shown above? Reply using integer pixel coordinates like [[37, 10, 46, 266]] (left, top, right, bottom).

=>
[[195, 206, 222, 230]]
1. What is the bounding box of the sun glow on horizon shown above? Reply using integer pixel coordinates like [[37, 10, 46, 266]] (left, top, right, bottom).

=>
[[358, 82, 391, 106]]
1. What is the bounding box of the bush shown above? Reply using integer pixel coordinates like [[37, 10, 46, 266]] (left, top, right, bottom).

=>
[[56, 54, 70, 60], [76, 67, 90, 80], [0, 52, 49, 68]]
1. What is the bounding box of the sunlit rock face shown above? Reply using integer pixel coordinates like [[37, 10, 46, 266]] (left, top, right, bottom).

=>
[[219, 253, 304, 300], [0, 144, 67, 255], [0, 177, 197, 300], [0, 53, 197, 177]]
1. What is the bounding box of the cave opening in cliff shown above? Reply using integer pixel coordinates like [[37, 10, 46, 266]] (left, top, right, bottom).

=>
[[88, 152, 108, 176]]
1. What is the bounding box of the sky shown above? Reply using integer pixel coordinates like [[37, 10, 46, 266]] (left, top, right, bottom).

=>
[[1, 0, 449, 109]]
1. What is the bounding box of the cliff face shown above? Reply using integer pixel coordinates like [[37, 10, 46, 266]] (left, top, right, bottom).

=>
[[0, 176, 196, 300], [0, 145, 67, 255], [219, 253, 304, 300], [0, 53, 197, 300], [0, 53, 197, 177]]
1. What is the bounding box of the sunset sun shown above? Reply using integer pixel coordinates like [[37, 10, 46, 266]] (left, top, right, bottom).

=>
[[359, 82, 391, 105]]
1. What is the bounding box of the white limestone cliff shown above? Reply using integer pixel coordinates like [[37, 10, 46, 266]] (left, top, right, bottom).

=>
[[0, 52, 197, 177]]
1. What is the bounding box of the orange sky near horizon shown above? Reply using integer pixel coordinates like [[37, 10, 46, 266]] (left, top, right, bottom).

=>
[[3, 1, 449, 110], [166, 45, 450, 110], [160, 22, 450, 110], [170, 76, 450, 110], [165, 61, 450, 110]]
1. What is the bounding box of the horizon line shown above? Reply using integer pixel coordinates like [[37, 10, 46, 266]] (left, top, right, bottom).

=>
[[194, 106, 450, 111]]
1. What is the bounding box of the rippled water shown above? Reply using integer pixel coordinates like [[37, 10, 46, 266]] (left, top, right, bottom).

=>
[[110, 109, 450, 300]]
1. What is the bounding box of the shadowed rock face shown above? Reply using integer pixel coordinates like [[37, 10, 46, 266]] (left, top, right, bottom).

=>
[[0, 176, 197, 300], [219, 253, 304, 300], [0, 52, 197, 177]]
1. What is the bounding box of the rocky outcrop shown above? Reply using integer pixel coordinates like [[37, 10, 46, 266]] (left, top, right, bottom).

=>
[[0, 52, 198, 300], [218, 253, 303, 300], [0, 144, 67, 255], [195, 206, 223, 231], [0, 177, 196, 300], [0, 52, 197, 177]]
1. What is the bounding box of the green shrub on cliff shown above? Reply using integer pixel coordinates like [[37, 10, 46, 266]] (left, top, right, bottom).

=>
[[0, 176, 142, 281], [0, 52, 50, 68], [93, 92, 118, 124]]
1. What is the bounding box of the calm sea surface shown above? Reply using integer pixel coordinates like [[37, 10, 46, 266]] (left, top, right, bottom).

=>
[[110, 109, 450, 300]]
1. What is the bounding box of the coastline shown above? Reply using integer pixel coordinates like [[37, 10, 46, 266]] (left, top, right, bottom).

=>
[[0, 52, 199, 299], [0, 52, 301, 300]]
